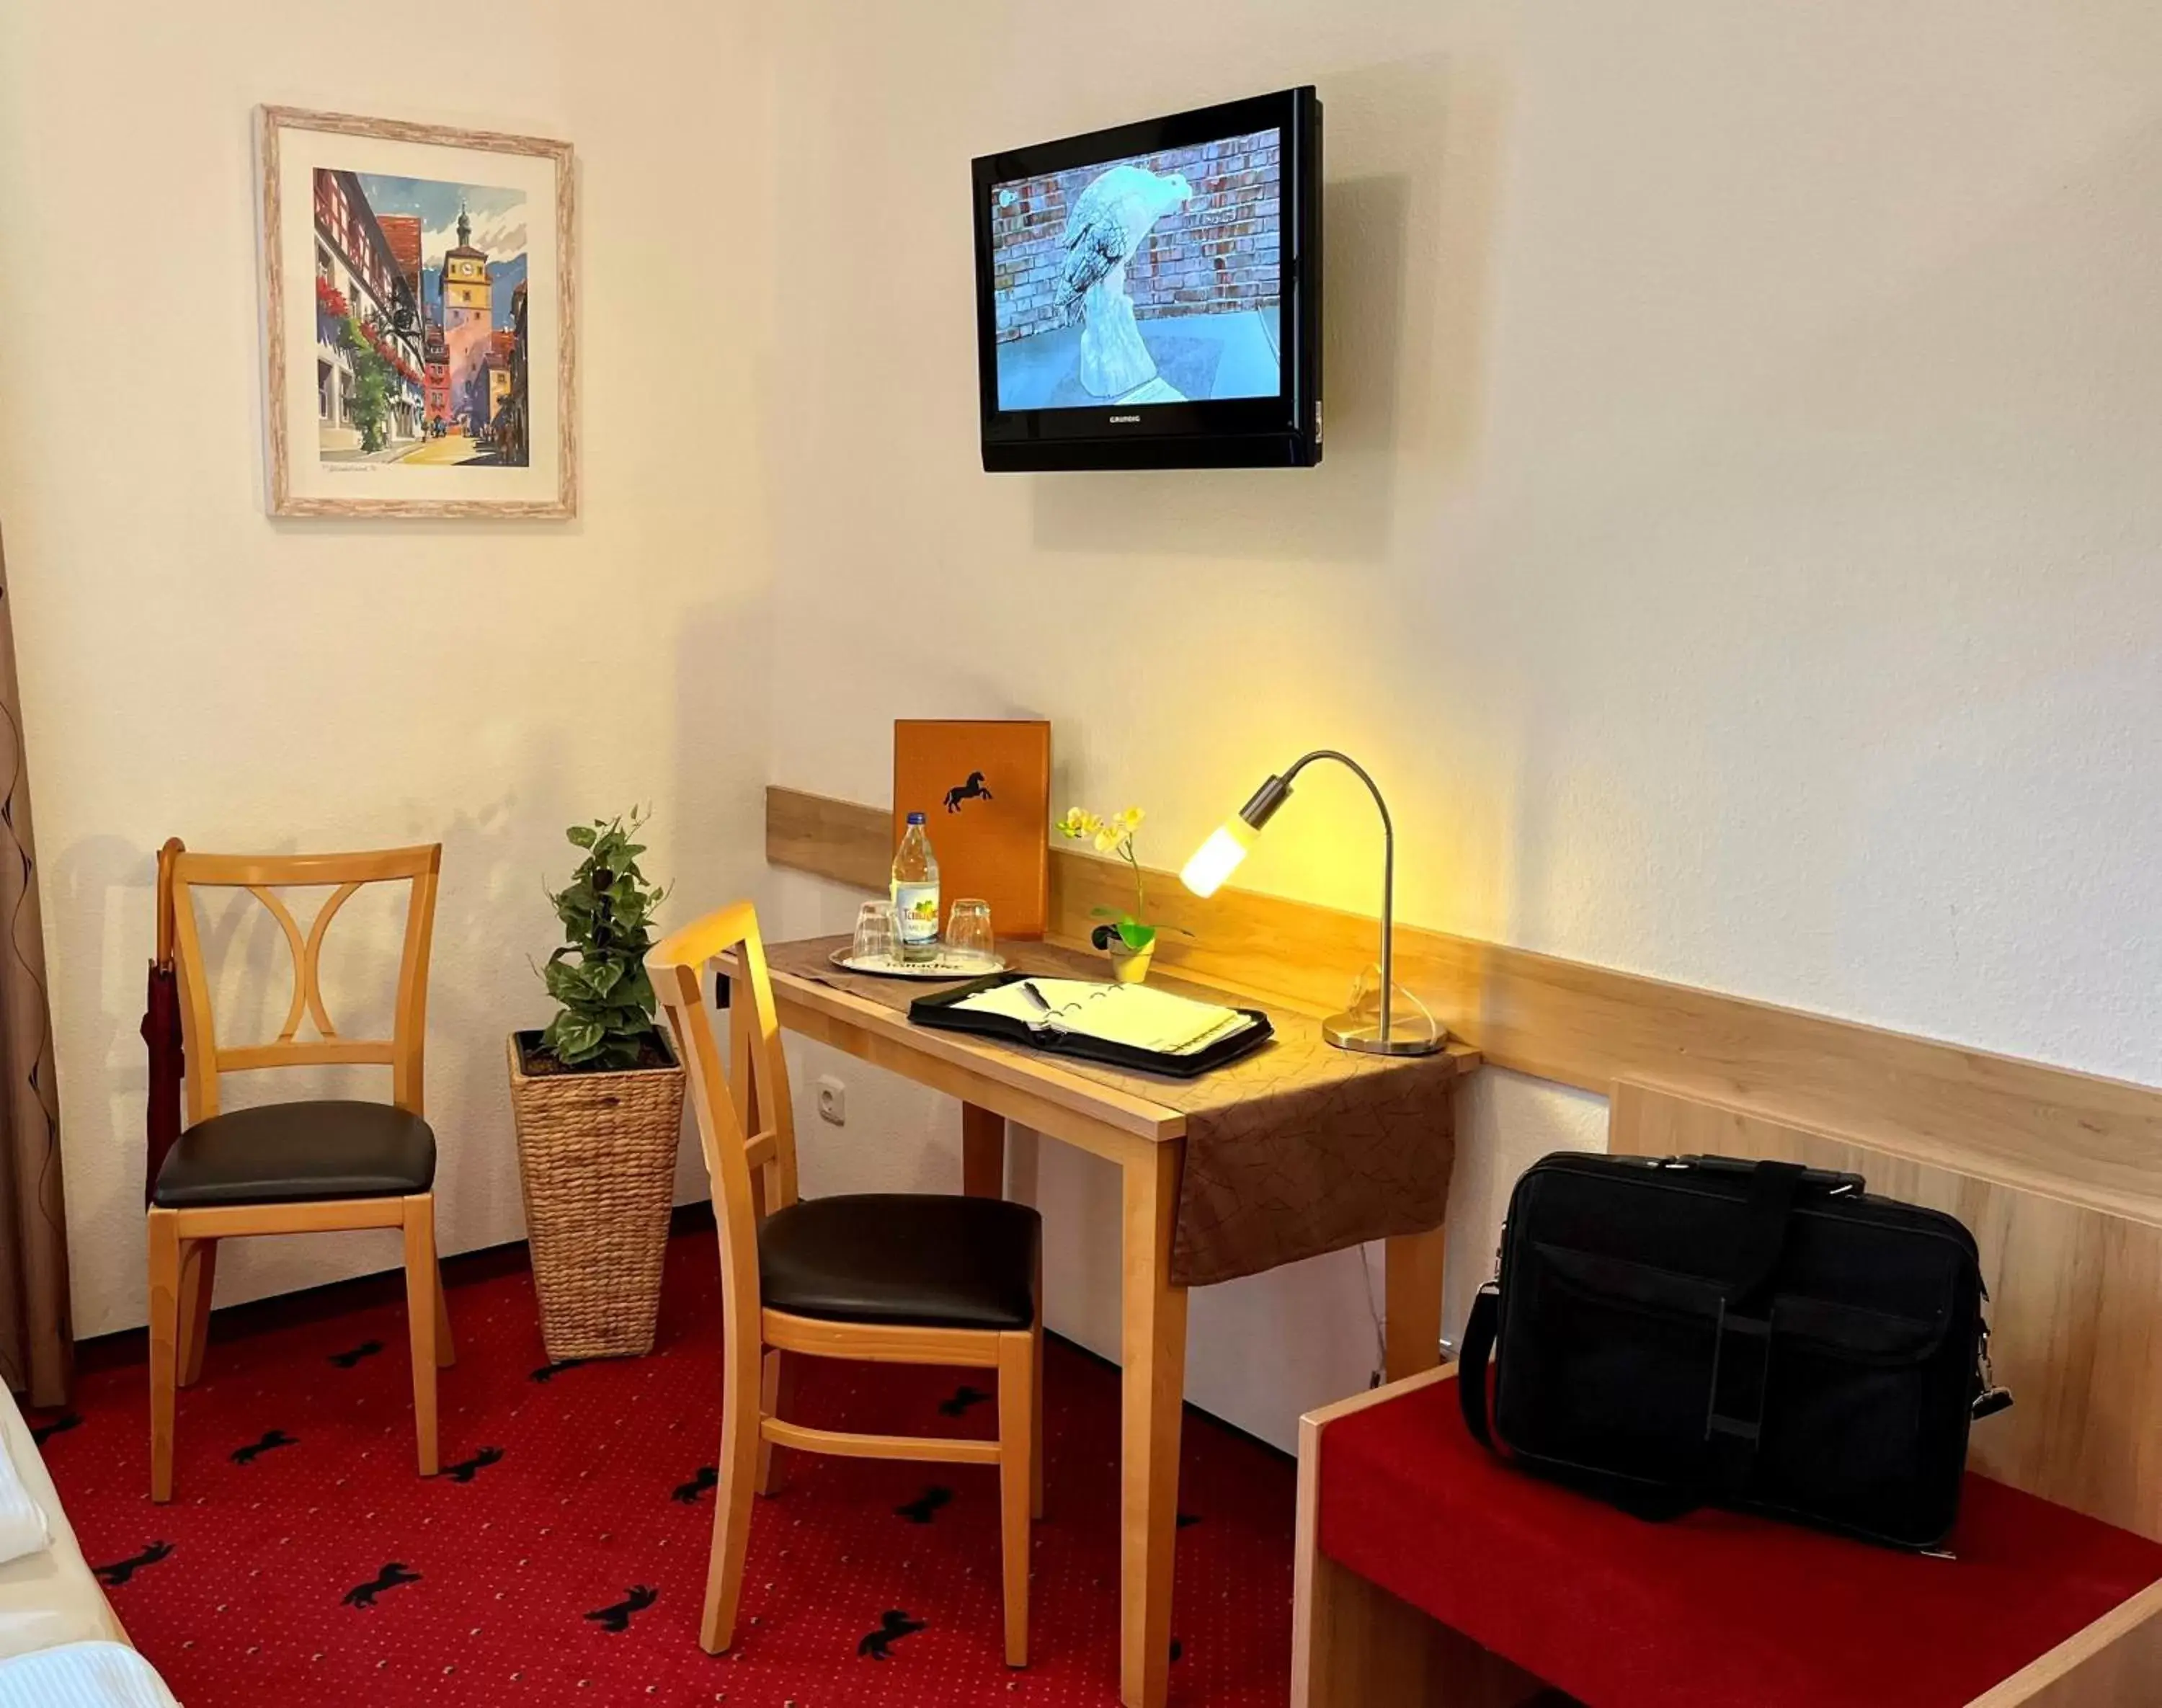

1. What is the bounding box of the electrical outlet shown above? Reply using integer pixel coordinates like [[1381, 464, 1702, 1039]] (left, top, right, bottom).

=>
[[816, 1075, 847, 1126]]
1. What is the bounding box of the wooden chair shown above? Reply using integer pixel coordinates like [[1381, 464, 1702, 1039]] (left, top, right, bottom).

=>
[[648, 900, 1042, 1667], [146, 841, 451, 1503]]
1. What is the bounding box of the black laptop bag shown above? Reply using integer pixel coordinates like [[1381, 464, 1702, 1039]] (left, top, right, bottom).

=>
[[1459, 1152, 2008, 1550]]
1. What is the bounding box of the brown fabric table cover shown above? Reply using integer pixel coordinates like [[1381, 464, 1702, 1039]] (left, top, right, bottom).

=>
[[762, 936, 1464, 1288]]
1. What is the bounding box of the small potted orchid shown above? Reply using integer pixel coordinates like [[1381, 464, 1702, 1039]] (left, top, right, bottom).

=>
[[1056, 804, 1187, 983]]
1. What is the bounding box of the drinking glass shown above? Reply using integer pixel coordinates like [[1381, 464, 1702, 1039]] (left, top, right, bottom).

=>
[[946, 898, 995, 964], [851, 900, 900, 965]]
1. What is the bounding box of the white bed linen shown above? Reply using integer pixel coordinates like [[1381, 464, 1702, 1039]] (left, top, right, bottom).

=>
[[0, 1420, 51, 1567], [0, 1640, 179, 1707], [0, 1389, 127, 1661]]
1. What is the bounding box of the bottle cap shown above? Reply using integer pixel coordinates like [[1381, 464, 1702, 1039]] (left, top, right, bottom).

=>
[[906, 811, 926, 824]]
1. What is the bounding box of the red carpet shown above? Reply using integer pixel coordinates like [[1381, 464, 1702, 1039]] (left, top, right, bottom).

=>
[[37, 1232, 1295, 1706]]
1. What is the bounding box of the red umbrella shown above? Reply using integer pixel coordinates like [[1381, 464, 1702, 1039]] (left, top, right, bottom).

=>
[[139, 837, 184, 1204]]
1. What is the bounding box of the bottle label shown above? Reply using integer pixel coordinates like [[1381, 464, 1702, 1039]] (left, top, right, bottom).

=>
[[892, 882, 940, 948]]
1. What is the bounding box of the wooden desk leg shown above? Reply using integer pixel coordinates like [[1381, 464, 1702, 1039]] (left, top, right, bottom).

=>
[[1121, 1142, 1189, 1708], [1384, 1228, 1448, 1383], [962, 1102, 1006, 1198]]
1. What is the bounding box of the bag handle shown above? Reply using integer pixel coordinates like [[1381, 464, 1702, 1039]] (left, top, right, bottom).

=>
[[1721, 1157, 1808, 1304]]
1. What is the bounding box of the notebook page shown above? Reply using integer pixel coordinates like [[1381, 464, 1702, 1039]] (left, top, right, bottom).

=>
[[951, 982, 1056, 1026], [1053, 984, 1247, 1054]]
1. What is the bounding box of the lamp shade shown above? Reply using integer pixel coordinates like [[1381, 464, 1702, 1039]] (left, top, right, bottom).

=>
[[1180, 818, 1257, 899]]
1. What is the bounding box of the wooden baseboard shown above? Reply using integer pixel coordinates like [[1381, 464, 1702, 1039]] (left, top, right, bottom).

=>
[[765, 785, 2162, 1227], [71, 1201, 721, 1379]]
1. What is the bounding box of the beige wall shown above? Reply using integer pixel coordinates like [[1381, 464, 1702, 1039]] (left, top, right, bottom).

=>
[[0, 0, 774, 1336], [760, 0, 2162, 1446], [4, 0, 2160, 1456]]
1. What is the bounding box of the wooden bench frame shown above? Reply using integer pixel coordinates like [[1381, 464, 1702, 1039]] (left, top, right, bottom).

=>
[[1293, 1076, 2162, 1707], [1292, 1368, 2162, 1707]]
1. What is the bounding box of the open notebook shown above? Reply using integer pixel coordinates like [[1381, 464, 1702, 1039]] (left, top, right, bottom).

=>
[[908, 972, 1273, 1077], [953, 978, 1258, 1056]]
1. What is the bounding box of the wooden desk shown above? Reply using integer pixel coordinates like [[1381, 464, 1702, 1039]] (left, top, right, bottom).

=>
[[742, 946, 1475, 1708]]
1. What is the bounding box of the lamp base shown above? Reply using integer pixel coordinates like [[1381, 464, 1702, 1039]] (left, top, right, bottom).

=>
[[1322, 1010, 1449, 1057]]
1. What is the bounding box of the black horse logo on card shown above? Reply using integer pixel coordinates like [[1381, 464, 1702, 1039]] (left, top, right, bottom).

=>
[[585, 1585, 657, 1633], [943, 771, 993, 812]]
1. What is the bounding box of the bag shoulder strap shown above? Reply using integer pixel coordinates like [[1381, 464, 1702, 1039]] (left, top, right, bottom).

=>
[[1458, 1283, 1500, 1446]]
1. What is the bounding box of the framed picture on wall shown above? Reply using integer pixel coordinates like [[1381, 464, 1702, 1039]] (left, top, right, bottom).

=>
[[256, 106, 577, 519]]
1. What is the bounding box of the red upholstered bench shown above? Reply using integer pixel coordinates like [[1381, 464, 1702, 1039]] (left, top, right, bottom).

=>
[[1292, 1369, 2162, 1708]]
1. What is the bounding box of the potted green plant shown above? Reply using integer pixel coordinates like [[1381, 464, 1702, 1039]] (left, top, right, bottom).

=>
[[1056, 805, 1188, 983], [506, 809, 686, 1361]]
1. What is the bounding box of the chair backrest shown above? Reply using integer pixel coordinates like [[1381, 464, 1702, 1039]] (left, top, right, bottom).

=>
[[646, 899, 801, 1326], [1608, 1078, 2162, 1542], [164, 842, 442, 1124]]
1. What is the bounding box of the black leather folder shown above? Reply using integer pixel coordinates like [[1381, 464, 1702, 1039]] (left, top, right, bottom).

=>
[[909, 972, 1274, 1080]]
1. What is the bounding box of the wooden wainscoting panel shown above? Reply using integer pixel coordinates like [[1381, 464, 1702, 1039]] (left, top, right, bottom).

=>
[[763, 786, 2162, 1232], [1609, 1082, 2162, 1542], [765, 786, 893, 892]]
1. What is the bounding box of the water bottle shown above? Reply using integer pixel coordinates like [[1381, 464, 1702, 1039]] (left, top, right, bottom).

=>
[[891, 812, 940, 963]]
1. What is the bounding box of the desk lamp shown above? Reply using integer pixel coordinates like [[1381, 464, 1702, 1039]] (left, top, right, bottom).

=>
[[1179, 750, 1443, 1057]]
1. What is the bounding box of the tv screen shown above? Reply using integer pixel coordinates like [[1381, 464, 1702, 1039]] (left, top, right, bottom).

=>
[[973, 88, 1321, 471]]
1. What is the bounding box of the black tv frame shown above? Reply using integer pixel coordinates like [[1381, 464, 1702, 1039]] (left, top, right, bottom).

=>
[[971, 86, 1322, 472]]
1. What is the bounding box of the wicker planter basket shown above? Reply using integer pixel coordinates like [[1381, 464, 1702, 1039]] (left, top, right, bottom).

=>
[[507, 1029, 687, 1361]]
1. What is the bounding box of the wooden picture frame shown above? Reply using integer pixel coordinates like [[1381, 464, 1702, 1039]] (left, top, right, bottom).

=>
[[257, 105, 577, 519]]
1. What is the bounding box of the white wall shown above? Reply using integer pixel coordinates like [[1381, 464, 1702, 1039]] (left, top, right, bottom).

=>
[[0, 0, 774, 1336], [4, 1, 2158, 1457], [757, 1, 2162, 1448]]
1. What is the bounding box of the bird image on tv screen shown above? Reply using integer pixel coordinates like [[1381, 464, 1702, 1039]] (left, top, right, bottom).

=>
[[988, 128, 1282, 411]]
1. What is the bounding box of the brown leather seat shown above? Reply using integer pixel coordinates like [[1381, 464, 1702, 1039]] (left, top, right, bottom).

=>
[[151, 1100, 437, 1209], [758, 1193, 1041, 1331]]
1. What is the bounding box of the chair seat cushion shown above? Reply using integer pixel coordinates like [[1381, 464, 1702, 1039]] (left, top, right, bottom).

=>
[[152, 1100, 436, 1209], [760, 1193, 1040, 1332], [1317, 1371, 2162, 1708]]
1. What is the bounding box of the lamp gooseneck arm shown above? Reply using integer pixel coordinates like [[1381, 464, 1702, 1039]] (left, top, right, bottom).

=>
[[1276, 750, 1397, 1041]]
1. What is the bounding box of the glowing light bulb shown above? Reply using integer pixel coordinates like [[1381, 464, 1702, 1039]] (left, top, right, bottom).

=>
[[1180, 820, 1257, 898]]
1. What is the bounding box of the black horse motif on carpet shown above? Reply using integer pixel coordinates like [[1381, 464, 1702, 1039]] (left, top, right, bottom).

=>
[[329, 1340, 384, 1369], [937, 1385, 991, 1418], [585, 1585, 657, 1633], [859, 1609, 927, 1659], [94, 1542, 173, 1588], [672, 1464, 718, 1504], [445, 1446, 504, 1484], [342, 1563, 421, 1609], [894, 1485, 952, 1524], [231, 1429, 297, 1464]]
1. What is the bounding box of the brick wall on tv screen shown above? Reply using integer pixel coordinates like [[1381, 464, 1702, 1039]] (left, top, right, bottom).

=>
[[990, 130, 1282, 343]]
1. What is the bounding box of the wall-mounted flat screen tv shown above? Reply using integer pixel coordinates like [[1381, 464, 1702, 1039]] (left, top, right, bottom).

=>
[[971, 86, 1322, 471]]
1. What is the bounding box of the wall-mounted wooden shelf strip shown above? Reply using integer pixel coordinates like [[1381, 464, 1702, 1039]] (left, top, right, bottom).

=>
[[765, 785, 2162, 1227]]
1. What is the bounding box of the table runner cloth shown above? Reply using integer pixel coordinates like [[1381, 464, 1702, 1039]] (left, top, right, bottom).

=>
[[762, 936, 1464, 1287]]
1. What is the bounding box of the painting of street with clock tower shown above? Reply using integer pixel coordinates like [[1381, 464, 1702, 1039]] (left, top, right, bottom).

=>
[[311, 170, 531, 468]]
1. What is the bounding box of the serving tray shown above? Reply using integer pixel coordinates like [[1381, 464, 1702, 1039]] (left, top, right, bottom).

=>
[[829, 948, 1008, 980]]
